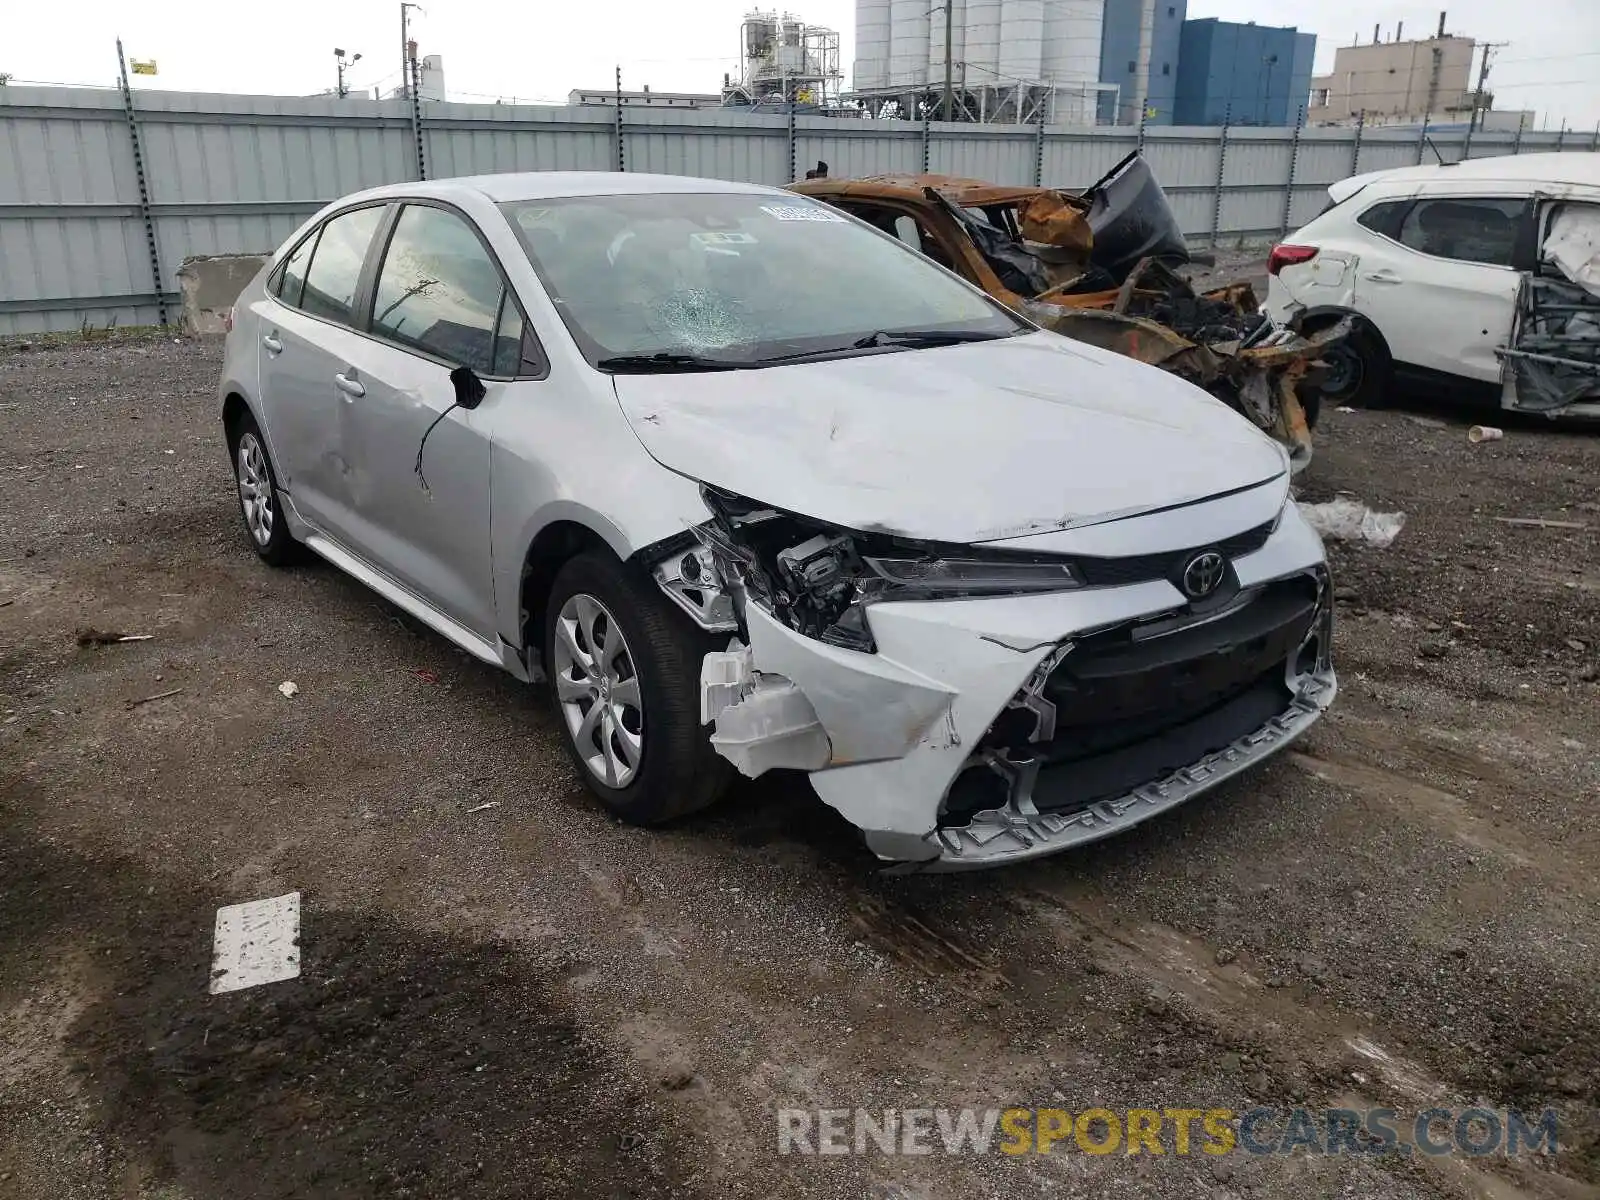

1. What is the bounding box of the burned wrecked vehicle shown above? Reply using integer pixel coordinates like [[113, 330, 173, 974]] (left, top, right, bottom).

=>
[[792, 153, 1348, 469]]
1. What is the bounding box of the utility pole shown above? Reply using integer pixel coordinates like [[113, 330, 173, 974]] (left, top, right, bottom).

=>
[[400, 2, 421, 98], [334, 48, 361, 99], [941, 0, 953, 121], [1468, 42, 1505, 133]]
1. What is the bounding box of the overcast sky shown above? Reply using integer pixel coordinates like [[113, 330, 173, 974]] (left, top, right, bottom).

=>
[[7, 0, 1599, 129]]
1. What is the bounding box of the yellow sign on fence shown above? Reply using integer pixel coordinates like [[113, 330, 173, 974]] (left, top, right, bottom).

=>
[[130, 60, 158, 76]]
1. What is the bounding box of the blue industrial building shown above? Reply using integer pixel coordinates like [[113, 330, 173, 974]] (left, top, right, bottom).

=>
[[1097, 0, 1188, 125], [1171, 18, 1315, 126]]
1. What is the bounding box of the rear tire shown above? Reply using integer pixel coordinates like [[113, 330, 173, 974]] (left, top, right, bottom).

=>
[[228, 411, 299, 566], [1316, 318, 1392, 410], [543, 552, 732, 826]]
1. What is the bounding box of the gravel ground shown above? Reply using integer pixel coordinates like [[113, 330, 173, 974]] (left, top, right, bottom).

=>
[[2, 335, 1598, 1200]]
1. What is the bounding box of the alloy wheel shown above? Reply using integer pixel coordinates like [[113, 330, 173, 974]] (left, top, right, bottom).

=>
[[552, 592, 645, 788], [236, 432, 274, 547]]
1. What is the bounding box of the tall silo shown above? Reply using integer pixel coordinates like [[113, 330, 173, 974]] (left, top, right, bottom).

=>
[[889, 0, 932, 85], [998, 0, 1044, 83], [1041, 0, 1104, 121], [853, 0, 1105, 121], [854, 0, 891, 90], [964, 0, 1003, 89]]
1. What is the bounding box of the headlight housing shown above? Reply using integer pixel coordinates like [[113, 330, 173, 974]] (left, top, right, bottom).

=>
[[695, 488, 1085, 655]]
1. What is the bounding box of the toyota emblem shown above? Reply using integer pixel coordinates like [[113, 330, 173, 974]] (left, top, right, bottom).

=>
[[1181, 551, 1226, 599]]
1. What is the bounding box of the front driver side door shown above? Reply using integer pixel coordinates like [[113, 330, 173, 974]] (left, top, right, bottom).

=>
[[332, 202, 536, 638]]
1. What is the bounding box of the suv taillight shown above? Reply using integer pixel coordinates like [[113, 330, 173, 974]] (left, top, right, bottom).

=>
[[1269, 244, 1319, 275]]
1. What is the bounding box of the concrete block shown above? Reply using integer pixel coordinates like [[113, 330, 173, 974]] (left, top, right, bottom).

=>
[[177, 254, 269, 334]]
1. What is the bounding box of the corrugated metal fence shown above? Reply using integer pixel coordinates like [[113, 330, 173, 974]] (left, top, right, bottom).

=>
[[1, 83, 1593, 333]]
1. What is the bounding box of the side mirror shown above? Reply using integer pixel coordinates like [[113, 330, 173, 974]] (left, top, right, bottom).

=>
[[449, 365, 487, 411]]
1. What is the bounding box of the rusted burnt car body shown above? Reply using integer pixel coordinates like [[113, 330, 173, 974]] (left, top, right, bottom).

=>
[[791, 153, 1348, 470]]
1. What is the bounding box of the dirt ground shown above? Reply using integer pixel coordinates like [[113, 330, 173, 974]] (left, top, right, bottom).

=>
[[2, 334, 1598, 1200]]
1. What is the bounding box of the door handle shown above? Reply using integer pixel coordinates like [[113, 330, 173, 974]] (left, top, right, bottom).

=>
[[334, 371, 366, 398], [262, 333, 283, 353], [1362, 269, 1402, 283]]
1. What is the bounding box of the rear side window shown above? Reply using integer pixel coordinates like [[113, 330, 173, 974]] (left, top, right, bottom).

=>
[[300, 206, 386, 324], [274, 230, 319, 307], [1396, 197, 1525, 267], [371, 204, 505, 374], [1356, 200, 1409, 240]]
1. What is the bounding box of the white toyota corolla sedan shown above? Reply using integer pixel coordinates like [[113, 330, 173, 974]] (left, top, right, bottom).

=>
[[219, 171, 1336, 871]]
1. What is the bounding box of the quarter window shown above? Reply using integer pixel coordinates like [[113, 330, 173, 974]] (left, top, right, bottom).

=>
[[300, 206, 385, 324], [371, 204, 505, 374], [1396, 197, 1525, 266], [274, 230, 319, 307], [1355, 200, 1409, 239]]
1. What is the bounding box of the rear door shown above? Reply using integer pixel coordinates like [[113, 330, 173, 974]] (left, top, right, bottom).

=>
[[333, 201, 542, 636], [256, 203, 388, 532], [1352, 192, 1528, 383]]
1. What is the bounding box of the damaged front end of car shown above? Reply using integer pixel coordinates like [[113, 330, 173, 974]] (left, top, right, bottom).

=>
[[665, 486, 1338, 871]]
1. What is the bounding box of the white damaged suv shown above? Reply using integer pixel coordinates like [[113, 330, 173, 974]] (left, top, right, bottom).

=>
[[219, 172, 1336, 871]]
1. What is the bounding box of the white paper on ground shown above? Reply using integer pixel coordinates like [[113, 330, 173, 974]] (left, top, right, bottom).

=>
[[210, 891, 301, 994]]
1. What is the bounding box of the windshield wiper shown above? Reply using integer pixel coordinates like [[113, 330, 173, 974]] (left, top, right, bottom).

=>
[[750, 328, 1014, 366], [851, 328, 1013, 349], [595, 351, 746, 373]]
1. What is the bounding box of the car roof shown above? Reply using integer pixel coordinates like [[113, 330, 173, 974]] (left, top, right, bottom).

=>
[[335, 171, 787, 206], [1333, 152, 1600, 201]]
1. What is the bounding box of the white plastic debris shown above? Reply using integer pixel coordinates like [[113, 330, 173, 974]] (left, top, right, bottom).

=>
[[277, 680, 299, 697], [699, 642, 754, 725], [210, 892, 301, 994], [710, 677, 830, 778], [1298, 498, 1406, 548], [1544, 205, 1600, 298]]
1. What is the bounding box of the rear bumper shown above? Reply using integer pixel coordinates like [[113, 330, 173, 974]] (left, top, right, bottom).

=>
[[702, 502, 1335, 870]]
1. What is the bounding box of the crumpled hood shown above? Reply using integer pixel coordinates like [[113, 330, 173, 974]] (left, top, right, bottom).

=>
[[612, 331, 1286, 544]]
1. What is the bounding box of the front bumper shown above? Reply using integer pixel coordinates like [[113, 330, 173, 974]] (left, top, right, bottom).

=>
[[700, 503, 1335, 870]]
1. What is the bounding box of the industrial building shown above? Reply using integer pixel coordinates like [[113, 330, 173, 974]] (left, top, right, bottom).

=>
[[1308, 14, 1478, 126], [1097, 0, 1187, 125], [566, 88, 723, 110], [851, 0, 1114, 123], [1172, 19, 1315, 125], [723, 10, 845, 110]]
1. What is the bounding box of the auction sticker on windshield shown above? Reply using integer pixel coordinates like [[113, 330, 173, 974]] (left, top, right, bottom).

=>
[[760, 204, 845, 222]]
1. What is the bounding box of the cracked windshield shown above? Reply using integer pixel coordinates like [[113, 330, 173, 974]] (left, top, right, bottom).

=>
[[502, 192, 1020, 364]]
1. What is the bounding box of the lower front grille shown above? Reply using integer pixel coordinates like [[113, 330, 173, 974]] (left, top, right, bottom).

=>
[[948, 573, 1324, 829], [1042, 576, 1318, 756], [944, 673, 1293, 825]]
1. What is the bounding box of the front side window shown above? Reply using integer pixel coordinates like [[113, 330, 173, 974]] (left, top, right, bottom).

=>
[[371, 204, 506, 373], [501, 192, 1021, 366], [1396, 197, 1525, 266], [300, 205, 386, 324]]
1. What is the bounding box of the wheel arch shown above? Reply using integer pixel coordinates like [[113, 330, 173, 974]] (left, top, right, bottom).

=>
[[1291, 304, 1392, 358], [221, 391, 253, 446], [518, 519, 619, 673]]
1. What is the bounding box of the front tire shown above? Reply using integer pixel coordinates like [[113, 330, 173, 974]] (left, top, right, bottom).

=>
[[228, 411, 298, 566], [544, 552, 732, 826]]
